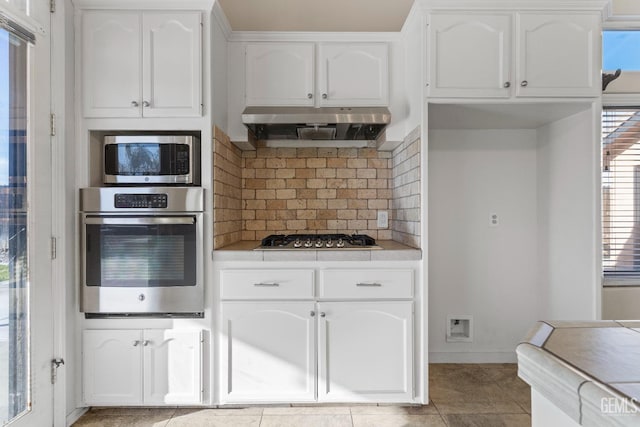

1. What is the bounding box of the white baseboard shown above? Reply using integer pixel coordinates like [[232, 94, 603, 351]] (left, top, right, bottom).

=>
[[66, 407, 89, 427], [429, 351, 517, 363]]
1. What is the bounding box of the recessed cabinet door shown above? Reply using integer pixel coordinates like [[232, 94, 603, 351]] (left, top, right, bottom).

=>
[[317, 43, 389, 106], [318, 301, 413, 402], [83, 330, 143, 405], [428, 13, 512, 98], [221, 301, 316, 403], [516, 13, 599, 97], [142, 12, 202, 117], [82, 11, 142, 117], [245, 43, 315, 106], [143, 329, 203, 405]]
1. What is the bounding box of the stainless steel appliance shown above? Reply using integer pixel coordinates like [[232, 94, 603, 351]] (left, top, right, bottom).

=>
[[103, 135, 200, 185], [241, 106, 391, 141], [256, 233, 381, 250], [80, 187, 204, 316]]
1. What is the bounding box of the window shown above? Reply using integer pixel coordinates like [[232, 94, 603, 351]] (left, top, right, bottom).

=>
[[603, 30, 640, 93], [602, 107, 640, 278], [0, 13, 32, 423]]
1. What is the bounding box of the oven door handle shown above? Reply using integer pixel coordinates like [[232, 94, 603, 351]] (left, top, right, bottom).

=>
[[84, 216, 195, 225]]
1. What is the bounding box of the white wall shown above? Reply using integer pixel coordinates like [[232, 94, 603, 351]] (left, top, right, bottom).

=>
[[613, 0, 640, 15], [428, 129, 540, 362], [536, 108, 599, 320]]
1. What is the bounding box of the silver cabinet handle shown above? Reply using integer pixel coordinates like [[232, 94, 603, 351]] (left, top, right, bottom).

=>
[[133, 340, 140, 346], [356, 283, 382, 287], [322, 93, 328, 99], [310, 311, 315, 317], [307, 93, 313, 99], [503, 82, 511, 88], [131, 101, 139, 107], [138, 294, 145, 301], [320, 312, 326, 317], [520, 80, 528, 87], [142, 100, 150, 107], [143, 340, 150, 346], [253, 282, 280, 287]]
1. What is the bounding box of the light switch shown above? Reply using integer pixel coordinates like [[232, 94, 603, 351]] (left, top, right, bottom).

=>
[[377, 211, 389, 228]]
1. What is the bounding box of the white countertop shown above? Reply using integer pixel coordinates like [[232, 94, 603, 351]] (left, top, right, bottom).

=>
[[212, 240, 422, 262]]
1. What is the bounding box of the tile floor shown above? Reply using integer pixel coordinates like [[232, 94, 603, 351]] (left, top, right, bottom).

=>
[[72, 364, 531, 427]]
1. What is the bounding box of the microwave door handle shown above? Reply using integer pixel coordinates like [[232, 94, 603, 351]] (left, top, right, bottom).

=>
[[84, 216, 195, 226]]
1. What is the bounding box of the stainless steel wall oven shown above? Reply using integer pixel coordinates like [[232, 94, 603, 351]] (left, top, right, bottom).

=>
[[80, 187, 203, 316]]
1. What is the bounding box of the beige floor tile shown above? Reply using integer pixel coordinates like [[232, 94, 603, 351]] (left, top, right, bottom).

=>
[[434, 400, 525, 415], [444, 413, 531, 427], [172, 407, 264, 417], [351, 414, 447, 427], [166, 414, 261, 427], [349, 404, 439, 415], [259, 414, 353, 427], [430, 382, 513, 404], [262, 406, 351, 415], [72, 413, 171, 427]]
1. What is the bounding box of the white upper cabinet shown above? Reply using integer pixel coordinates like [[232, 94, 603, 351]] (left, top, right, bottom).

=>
[[82, 10, 202, 117], [245, 43, 315, 106], [245, 42, 389, 107], [515, 13, 600, 97], [428, 14, 512, 98], [318, 43, 389, 106], [427, 12, 600, 98]]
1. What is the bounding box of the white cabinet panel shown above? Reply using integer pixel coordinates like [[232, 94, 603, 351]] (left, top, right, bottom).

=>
[[220, 269, 314, 300], [83, 329, 202, 406], [428, 14, 511, 98], [221, 302, 316, 403], [319, 269, 413, 299], [81, 10, 202, 118], [516, 13, 599, 97], [245, 43, 315, 106], [144, 329, 202, 405], [318, 302, 413, 402], [427, 12, 600, 98], [82, 11, 141, 117], [83, 330, 143, 405], [142, 12, 202, 117], [318, 43, 389, 106]]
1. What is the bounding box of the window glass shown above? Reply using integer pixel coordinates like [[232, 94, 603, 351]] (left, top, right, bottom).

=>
[[603, 31, 640, 71], [0, 26, 29, 422]]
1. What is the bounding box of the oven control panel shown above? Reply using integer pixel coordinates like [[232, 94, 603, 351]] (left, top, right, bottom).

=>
[[114, 193, 168, 209]]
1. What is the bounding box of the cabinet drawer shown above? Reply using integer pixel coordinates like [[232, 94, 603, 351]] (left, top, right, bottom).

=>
[[319, 269, 413, 299], [221, 269, 314, 300]]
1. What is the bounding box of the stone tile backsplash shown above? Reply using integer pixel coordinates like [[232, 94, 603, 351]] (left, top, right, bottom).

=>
[[212, 126, 422, 249]]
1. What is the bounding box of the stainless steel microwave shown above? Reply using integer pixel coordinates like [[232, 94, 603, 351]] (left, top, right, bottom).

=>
[[103, 135, 200, 185]]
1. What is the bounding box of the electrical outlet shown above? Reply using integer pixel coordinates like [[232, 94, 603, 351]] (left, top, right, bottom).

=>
[[377, 211, 389, 228], [489, 213, 499, 227]]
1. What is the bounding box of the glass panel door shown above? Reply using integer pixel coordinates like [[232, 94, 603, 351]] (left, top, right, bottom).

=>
[[0, 24, 29, 424]]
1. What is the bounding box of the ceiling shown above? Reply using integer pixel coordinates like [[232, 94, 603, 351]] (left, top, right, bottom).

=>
[[217, 0, 415, 32]]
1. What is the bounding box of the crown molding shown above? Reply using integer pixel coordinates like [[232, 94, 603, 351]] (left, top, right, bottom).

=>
[[227, 31, 401, 43], [212, 0, 232, 40]]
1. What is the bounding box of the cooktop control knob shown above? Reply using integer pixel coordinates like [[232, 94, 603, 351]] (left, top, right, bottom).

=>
[[315, 239, 324, 248], [304, 239, 313, 248], [336, 238, 345, 248], [293, 239, 302, 248], [326, 239, 334, 248]]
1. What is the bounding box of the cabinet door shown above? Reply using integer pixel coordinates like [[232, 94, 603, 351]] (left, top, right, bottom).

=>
[[142, 12, 202, 117], [82, 11, 142, 117], [318, 302, 413, 402], [83, 330, 143, 405], [246, 43, 315, 106], [428, 14, 512, 98], [221, 301, 316, 403], [516, 13, 599, 97], [318, 43, 389, 106], [143, 329, 202, 404]]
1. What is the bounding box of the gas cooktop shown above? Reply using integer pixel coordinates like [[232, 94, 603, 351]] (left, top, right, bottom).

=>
[[256, 233, 381, 250]]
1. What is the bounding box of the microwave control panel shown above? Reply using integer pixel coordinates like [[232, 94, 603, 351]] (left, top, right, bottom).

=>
[[114, 193, 168, 209]]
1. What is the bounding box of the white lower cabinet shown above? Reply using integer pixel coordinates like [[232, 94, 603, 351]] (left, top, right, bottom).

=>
[[318, 301, 413, 402], [219, 268, 414, 404], [83, 329, 202, 405], [221, 302, 316, 403]]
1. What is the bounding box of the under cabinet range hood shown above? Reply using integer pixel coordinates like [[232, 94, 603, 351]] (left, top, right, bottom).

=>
[[241, 106, 391, 143]]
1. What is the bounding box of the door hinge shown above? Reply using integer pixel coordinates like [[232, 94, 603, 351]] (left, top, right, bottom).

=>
[[51, 236, 57, 260], [51, 358, 64, 384], [50, 0, 55, 13], [49, 113, 56, 136]]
